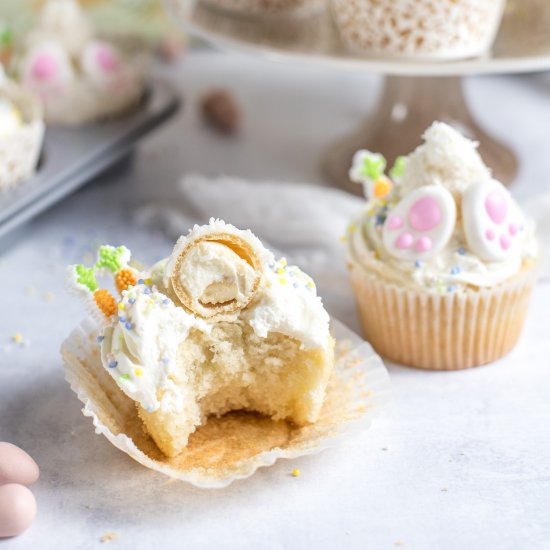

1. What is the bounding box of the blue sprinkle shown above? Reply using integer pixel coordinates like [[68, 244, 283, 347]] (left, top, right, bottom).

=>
[[450, 266, 462, 275], [96, 335, 104, 343], [108, 360, 118, 369], [162, 357, 170, 365], [125, 322, 133, 330], [128, 298, 136, 304], [119, 317, 126, 323], [293, 282, 299, 289], [162, 299, 170, 305], [144, 288, 151, 295], [138, 279, 145, 285], [447, 285, 458, 293], [457, 247, 466, 256], [415, 260, 423, 269]]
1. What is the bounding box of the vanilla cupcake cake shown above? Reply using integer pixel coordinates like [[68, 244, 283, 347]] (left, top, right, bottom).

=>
[[346, 122, 539, 370], [15, 0, 146, 126], [66, 220, 334, 458], [0, 72, 44, 190]]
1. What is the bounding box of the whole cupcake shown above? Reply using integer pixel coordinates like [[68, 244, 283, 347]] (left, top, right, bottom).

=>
[[202, 0, 326, 18], [0, 71, 44, 190], [331, 0, 505, 60], [345, 122, 539, 370], [15, 0, 146, 126]]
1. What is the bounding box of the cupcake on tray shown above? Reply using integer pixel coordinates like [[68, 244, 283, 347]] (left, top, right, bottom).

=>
[[202, 0, 326, 18], [0, 69, 44, 190], [331, 0, 506, 60], [15, 0, 147, 126], [345, 122, 539, 370]]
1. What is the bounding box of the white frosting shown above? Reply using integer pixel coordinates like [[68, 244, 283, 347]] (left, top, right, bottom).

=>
[[100, 283, 209, 413], [399, 122, 491, 197], [347, 123, 539, 292], [99, 220, 331, 413]]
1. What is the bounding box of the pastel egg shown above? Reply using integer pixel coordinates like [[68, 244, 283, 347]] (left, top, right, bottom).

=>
[[0, 484, 36, 538], [462, 179, 523, 262], [0, 443, 39, 486], [382, 186, 456, 261]]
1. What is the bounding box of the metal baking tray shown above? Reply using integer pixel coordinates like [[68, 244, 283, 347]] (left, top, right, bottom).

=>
[[0, 79, 181, 243]]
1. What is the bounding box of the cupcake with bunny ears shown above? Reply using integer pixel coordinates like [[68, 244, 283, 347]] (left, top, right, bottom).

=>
[[345, 122, 539, 370], [15, 0, 146, 126]]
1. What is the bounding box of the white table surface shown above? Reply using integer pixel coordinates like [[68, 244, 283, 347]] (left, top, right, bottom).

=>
[[1, 50, 550, 550]]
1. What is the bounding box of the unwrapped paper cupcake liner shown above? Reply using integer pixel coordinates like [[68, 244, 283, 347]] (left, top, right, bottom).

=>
[[0, 81, 44, 190], [331, 0, 506, 60], [349, 261, 538, 371], [61, 317, 391, 488]]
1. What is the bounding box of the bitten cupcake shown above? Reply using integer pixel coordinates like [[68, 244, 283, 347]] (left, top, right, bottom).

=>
[[202, 0, 326, 18], [15, 0, 146, 126], [346, 122, 539, 370], [331, 0, 505, 60], [0, 71, 44, 190]]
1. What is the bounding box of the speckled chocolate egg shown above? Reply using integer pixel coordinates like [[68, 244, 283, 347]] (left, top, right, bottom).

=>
[[0, 484, 37, 538], [0, 442, 39, 486]]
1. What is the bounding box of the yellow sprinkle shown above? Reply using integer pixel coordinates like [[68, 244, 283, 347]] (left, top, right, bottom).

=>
[[277, 268, 285, 275], [307, 281, 315, 289], [134, 368, 143, 377], [12, 333, 24, 344], [280, 258, 287, 266], [339, 235, 348, 242], [118, 303, 125, 310], [292, 469, 300, 477], [144, 278, 152, 285], [348, 223, 357, 234], [279, 277, 286, 285]]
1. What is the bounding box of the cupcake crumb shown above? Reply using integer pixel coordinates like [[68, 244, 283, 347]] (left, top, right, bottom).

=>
[[201, 89, 240, 135]]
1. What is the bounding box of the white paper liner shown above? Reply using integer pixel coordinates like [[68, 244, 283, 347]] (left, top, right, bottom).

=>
[[330, 0, 506, 60], [61, 316, 391, 488], [0, 81, 44, 190], [349, 259, 539, 370]]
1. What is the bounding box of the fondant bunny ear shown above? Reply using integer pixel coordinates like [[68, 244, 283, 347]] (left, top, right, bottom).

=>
[[81, 41, 122, 87], [382, 186, 456, 261], [23, 42, 74, 89], [168, 232, 263, 318], [462, 179, 524, 262]]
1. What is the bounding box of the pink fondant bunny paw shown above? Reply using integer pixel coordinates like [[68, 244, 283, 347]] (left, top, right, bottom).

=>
[[81, 41, 122, 87], [23, 42, 73, 91], [383, 186, 456, 260], [462, 179, 523, 262]]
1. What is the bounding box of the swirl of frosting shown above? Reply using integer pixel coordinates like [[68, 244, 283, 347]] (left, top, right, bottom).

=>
[[164, 219, 271, 318]]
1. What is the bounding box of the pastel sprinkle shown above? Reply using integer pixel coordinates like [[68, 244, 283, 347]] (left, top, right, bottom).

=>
[[145, 278, 153, 285], [119, 374, 130, 382], [125, 322, 133, 330], [457, 247, 466, 256], [134, 368, 143, 377], [12, 333, 23, 344], [138, 279, 145, 285], [128, 298, 136, 304], [118, 303, 125, 310], [97, 335, 105, 343], [447, 285, 458, 293], [162, 299, 170, 305], [119, 317, 126, 323], [144, 288, 151, 295], [279, 277, 286, 285], [108, 360, 118, 369], [450, 266, 462, 275], [292, 469, 301, 477], [414, 260, 423, 268]]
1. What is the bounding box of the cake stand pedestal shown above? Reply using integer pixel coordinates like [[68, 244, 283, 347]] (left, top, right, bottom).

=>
[[323, 75, 518, 194]]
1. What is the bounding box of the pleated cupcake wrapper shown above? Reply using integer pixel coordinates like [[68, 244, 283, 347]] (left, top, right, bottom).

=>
[[0, 81, 44, 190], [60, 317, 391, 488], [349, 262, 538, 371]]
